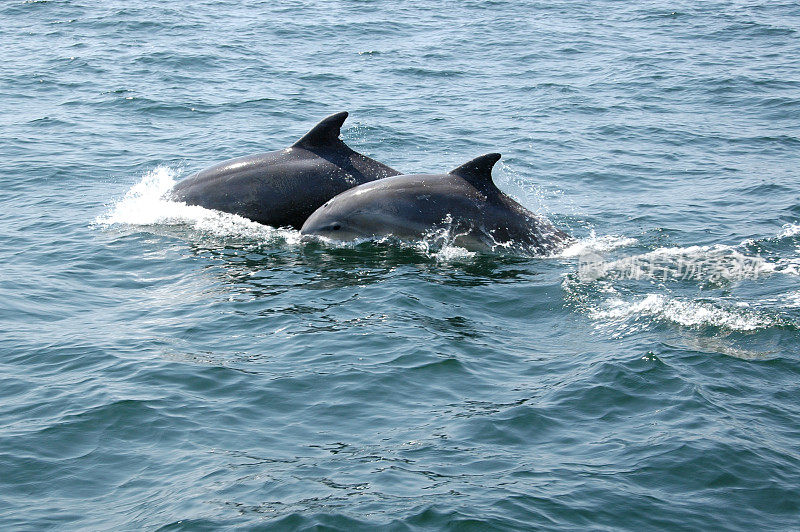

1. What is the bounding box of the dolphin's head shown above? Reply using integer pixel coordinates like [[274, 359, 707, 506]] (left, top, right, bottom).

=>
[[301, 201, 382, 242], [300, 214, 360, 241], [300, 191, 422, 243]]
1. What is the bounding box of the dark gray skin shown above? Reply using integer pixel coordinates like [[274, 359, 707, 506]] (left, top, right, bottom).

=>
[[168, 111, 400, 229], [300, 153, 570, 254]]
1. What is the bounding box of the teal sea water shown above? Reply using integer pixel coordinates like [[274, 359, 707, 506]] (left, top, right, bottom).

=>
[[2, 1, 800, 529]]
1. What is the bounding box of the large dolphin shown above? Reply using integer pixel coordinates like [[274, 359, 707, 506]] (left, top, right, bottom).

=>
[[300, 153, 570, 254], [168, 112, 400, 229]]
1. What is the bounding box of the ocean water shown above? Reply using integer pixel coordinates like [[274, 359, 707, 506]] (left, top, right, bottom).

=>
[[2, 0, 800, 529]]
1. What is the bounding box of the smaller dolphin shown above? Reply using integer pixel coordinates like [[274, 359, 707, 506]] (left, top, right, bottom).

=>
[[168, 112, 400, 229], [300, 153, 570, 254]]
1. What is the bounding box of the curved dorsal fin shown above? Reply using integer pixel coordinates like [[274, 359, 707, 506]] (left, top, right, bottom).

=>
[[292, 111, 348, 148], [449, 153, 502, 194]]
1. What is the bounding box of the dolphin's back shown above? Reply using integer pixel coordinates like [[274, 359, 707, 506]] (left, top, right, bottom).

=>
[[168, 112, 400, 229]]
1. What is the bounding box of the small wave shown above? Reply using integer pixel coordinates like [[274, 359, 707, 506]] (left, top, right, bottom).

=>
[[577, 243, 798, 283], [591, 294, 773, 333], [562, 232, 800, 341], [776, 257, 800, 276], [94, 166, 301, 245]]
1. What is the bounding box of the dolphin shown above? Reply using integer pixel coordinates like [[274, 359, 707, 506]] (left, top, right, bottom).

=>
[[300, 153, 570, 254], [168, 112, 401, 229]]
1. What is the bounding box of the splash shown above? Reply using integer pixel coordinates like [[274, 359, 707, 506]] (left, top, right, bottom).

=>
[[414, 214, 477, 261], [95, 166, 301, 245], [429, 245, 477, 262]]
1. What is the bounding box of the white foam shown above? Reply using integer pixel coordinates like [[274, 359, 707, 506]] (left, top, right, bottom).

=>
[[591, 293, 772, 333], [558, 230, 638, 258], [783, 290, 800, 308], [779, 223, 800, 239], [95, 166, 301, 244]]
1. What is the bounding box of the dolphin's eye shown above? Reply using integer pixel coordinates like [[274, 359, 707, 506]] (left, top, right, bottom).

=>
[[331, 223, 342, 231]]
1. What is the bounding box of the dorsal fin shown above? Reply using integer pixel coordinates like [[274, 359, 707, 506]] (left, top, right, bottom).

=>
[[449, 153, 502, 195], [292, 111, 348, 148]]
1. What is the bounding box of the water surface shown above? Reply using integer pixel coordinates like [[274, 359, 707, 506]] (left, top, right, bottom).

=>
[[2, 0, 799, 529]]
